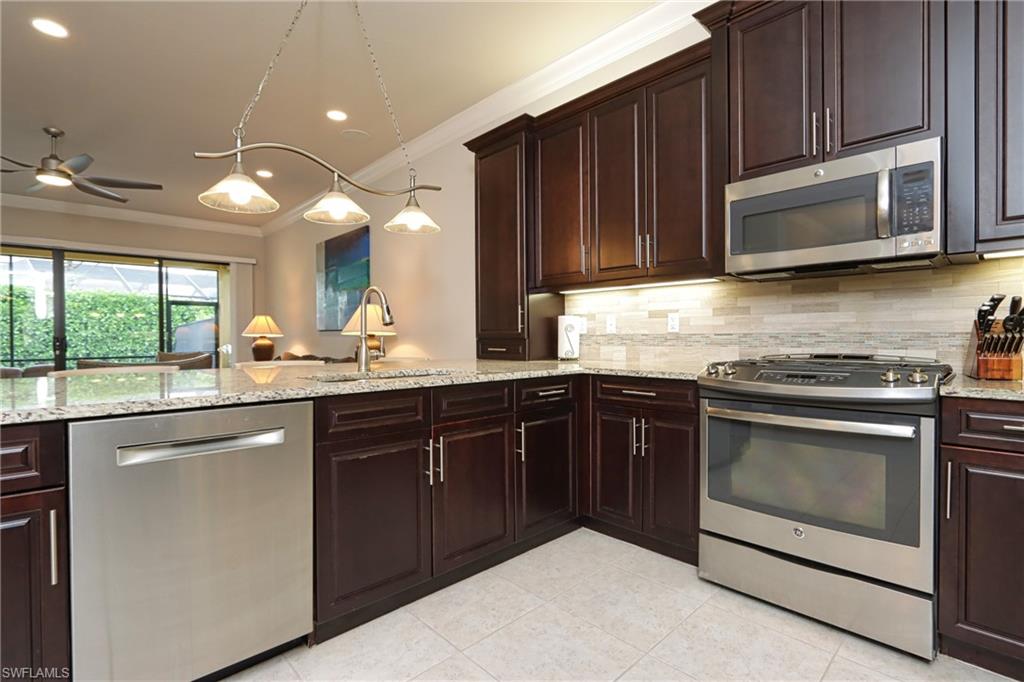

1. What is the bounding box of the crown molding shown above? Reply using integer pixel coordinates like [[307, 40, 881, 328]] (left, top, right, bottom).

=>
[[0, 193, 264, 238], [260, 0, 712, 235]]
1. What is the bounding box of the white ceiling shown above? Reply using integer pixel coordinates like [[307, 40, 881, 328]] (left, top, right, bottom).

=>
[[1, 1, 654, 226]]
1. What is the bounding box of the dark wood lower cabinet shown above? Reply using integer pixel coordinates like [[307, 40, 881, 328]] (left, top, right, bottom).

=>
[[592, 405, 643, 531], [939, 445, 1024, 677], [516, 405, 576, 540], [315, 433, 433, 622], [1, 487, 69, 676], [432, 415, 516, 574], [643, 410, 699, 550]]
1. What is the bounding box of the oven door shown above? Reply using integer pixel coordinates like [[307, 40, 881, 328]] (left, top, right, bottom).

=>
[[700, 398, 934, 593], [725, 147, 896, 274]]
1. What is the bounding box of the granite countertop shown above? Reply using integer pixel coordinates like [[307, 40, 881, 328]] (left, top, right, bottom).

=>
[[3, 358, 1020, 425], [0, 358, 708, 425]]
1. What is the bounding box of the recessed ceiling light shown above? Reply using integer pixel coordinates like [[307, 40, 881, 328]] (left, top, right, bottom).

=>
[[326, 110, 348, 122], [255, 169, 274, 178], [31, 18, 68, 38]]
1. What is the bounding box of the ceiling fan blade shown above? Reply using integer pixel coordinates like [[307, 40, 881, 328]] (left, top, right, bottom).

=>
[[1, 168, 31, 173], [58, 153, 94, 174], [84, 176, 163, 190], [25, 182, 46, 193], [1, 155, 33, 168], [72, 176, 127, 203]]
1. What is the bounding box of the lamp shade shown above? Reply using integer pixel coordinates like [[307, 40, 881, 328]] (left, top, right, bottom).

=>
[[199, 162, 280, 214], [242, 315, 284, 338], [384, 193, 440, 234], [341, 304, 396, 336], [303, 176, 370, 225]]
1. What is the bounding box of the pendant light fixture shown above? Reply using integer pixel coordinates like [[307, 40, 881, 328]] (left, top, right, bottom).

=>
[[194, 0, 442, 230], [304, 173, 370, 225]]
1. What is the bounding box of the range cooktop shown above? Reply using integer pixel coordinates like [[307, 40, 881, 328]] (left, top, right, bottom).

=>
[[697, 354, 954, 402]]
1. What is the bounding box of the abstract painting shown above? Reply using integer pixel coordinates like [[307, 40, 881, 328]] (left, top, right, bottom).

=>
[[316, 226, 369, 331]]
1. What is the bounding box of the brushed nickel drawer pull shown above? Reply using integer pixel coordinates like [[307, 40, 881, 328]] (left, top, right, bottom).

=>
[[437, 437, 445, 483], [945, 461, 952, 520], [621, 389, 657, 398], [1002, 424, 1024, 432], [537, 389, 566, 397], [640, 418, 647, 457], [517, 424, 526, 462], [631, 417, 638, 456], [486, 347, 507, 353], [49, 509, 58, 586], [424, 441, 434, 486]]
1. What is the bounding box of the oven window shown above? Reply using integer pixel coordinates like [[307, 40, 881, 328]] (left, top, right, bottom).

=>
[[706, 400, 921, 547], [730, 173, 880, 255]]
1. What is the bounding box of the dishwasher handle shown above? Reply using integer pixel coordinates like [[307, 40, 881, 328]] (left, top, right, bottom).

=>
[[117, 427, 286, 467]]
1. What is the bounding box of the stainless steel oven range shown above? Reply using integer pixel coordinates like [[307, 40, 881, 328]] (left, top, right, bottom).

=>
[[697, 355, 953, 660]]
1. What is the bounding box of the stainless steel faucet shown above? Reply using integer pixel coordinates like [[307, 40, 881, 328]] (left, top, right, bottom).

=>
[[356, 286, 395, 372]]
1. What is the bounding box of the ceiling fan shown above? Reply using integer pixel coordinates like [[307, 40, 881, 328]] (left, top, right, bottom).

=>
[[1, 127, 162, 203]]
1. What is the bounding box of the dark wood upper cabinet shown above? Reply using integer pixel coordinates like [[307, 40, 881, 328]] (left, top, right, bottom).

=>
[[1, 488, 69, 674], [729, 1, 823, 181], [646, 59, 717, 278], [516, 405, 577, 541], [939, 445, 1024, 671], [642, 410, 699, 553], [475, 133, 526, 338], [589, 89, 647, 282], [534, 114, 590, 288], [431, 415, 516, 574], [592, 404, 643, 532], [977, 0, 1024, 245], [315, 433, 433, 621], [823, 1, 944, 158]]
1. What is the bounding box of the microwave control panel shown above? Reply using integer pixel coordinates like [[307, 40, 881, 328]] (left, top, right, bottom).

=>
[[892, 162, 934, 237]]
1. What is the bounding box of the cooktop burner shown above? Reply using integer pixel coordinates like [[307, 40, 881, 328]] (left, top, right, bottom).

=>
[[697, 354, 954, 403]]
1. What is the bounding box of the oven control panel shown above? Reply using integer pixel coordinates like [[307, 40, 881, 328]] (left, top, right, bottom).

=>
[[754, 371, 849, 385]]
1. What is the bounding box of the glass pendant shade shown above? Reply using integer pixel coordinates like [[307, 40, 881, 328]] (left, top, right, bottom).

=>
[[198, 161, 279, 214], [384, 193, 441, 234], [303, 176, 370, 225]]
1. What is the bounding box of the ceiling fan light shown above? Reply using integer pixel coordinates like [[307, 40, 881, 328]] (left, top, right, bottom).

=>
[[384, 193, 440, 234], [303, 177, 370, 225], [35, 169, 72, 187], [198, 162, 279, 214]]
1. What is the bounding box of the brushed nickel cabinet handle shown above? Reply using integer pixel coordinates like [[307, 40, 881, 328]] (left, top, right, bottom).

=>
[[486, 347, 507, 353], [49, 509, 58, 586], [516, 424, 526, 462], [517, 305, 524, 333], [645, 234, 652, 269], [640, 418, 647, 457], [424, 441, 434, 486], [825, 107, 832, 153], [945, 461, 952, 520], [1003, 424, 1024, 432], [537, 389, 566, 397], [622, 389, 657, 398], [437, 437, 445, 483], [812, 111, 819, 156], [631, 417, 638, 456]]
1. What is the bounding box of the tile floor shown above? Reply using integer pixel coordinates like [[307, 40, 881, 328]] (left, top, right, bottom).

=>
[[230, 528, 1008, 682]]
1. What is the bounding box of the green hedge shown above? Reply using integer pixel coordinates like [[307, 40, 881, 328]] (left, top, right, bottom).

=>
[[1, 287, 214, 366]]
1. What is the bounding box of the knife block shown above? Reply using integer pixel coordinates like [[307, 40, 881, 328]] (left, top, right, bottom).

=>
[[964, 320, 1023, 380]]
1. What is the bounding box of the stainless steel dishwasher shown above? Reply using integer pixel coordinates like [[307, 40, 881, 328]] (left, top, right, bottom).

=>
[[69, 402, 313, 680]]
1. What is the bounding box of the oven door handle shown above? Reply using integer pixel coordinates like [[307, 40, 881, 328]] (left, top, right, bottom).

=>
[[705, 406, 917, 439]]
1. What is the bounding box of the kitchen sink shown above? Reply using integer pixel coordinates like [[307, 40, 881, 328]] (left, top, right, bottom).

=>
[[305, 368, 456, 383]]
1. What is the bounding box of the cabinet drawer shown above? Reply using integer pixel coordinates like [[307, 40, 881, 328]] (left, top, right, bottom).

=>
[[477, 338, 526, 360], [433, 382, 513, 423], [593, 376, 697, 412], [1, 422, 65, 495], [942, 398, 1024, 454], [316, 390, 431, 442], [516, 377, 576, 410]]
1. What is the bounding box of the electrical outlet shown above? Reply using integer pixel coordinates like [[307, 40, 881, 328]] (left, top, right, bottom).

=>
[[667, 313, 680, 332], [605, 314, 617, 334]]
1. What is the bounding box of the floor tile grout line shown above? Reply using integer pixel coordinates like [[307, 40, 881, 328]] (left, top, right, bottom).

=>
[[698, 601, 840, 658], [818, 649, 840, 682]]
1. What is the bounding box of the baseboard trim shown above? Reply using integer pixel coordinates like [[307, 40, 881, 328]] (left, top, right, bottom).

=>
[[940, 635, 1024, 681], [580, 516, 697, 566]]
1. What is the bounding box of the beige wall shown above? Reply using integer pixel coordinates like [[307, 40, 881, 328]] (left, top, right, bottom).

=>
[[264, 23, 711, 360]]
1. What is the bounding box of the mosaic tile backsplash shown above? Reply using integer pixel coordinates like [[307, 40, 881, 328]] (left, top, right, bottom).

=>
[[564, 258, 1024, 374]]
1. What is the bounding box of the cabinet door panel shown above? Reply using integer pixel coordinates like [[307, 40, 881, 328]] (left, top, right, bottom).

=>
[[535, 115, 589, 287], [0, 488, 69, 673], [643, 411, 699, 551], [730, 1, 823, 180], [978, 0, 1024, 243], [823, 1, 942, 157], [646, 60, 716, 278], [516, 406, 576, 540], [433, 416, 515, 574], [316, 434, 432, 620], [592, 405, 642, 531], [476, 137, 526, 337], [590, 89, 646, 282], [939, 446, 1024, 662]]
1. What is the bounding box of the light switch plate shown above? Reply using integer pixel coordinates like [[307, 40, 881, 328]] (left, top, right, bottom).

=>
[[667, 313, 680, 332], [605, 315, 616, 334]]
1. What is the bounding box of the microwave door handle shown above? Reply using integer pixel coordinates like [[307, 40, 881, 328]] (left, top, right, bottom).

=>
[[876, 169, 892, 239]]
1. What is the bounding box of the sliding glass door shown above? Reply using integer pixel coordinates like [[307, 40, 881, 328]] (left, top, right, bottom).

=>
[[0, 245, 226, 371]]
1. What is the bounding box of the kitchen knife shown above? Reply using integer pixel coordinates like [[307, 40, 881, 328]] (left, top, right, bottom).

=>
[[987, 294, 1007, 317], [1004, 296, 1023, 333]]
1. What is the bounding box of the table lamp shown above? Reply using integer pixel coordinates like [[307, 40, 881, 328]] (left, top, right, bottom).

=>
[[242, 315, 283, 361], [341, 304, 396, 359]]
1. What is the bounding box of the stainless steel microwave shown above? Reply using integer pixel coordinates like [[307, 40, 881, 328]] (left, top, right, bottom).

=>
[[725, 137, 942, 276]]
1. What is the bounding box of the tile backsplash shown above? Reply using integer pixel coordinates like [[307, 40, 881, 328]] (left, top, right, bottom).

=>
[[564, 258, 1024, 373]]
